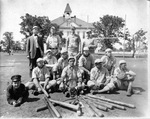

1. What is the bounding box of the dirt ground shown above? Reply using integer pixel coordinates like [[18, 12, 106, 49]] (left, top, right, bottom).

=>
[[0, 52, 149, 118]]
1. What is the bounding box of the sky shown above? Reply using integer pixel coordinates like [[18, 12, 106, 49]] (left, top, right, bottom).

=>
[[0, 0, 149, 41]]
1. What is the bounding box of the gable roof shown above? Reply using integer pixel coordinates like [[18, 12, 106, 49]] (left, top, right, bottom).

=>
[[51, 16, 94, 29]]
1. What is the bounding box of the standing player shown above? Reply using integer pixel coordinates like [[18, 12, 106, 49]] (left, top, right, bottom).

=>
[[26, 26, 44, 77], [66, 26, 81, 65]]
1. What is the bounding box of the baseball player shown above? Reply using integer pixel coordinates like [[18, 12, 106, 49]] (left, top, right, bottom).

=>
[[82, 30, 97, 54], [7, 75, 29, 107], [58, 56, 85, 97], [101, 48, 116, 75], [25, 58, 56, 95], [78, 47, 94, 84], [66, 26, 82, 65], [93, 60, 136, 96], [87, 59, 111, 91], [46, 26, 62, 51]]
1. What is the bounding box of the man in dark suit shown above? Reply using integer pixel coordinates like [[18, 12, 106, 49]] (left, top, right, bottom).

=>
[[26, 26, 44, 77]]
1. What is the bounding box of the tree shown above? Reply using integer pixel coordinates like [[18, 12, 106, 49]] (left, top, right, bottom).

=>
[[3, 32, 14, 54], [93, 15, 125, 50], [19, 13, 62, 42]]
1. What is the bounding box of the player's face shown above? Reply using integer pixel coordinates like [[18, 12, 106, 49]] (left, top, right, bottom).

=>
[[37, 61, 44, 68], [95, 62, 102, 69], [69, 59, 75, 66], [50, 28, 55, 34], [12, 81, 21, 89], [62, 53, 68, 59], [86, 32, 90, 38], [120, 63, 127, 70], [32, 29, 38, 35], [71, 29, 75, 34], [83, 50, 89, 56], [106, 51, 112, 57], [47, 52, 52, 58]]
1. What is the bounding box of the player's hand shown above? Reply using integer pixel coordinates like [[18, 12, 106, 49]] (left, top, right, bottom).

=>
[[12, 101, 17, 107]]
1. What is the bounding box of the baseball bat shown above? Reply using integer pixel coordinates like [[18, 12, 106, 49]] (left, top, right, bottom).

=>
[[80, 96, 104, 117], [83, 96, 113, 110], [84, 95, 125, 110], [39, 83, 50, 98], [43, 98, 56, 117], [36, 105, 48, 112], [48, 98, 80, 111], [80, 99, 96, 117], [87, 94, 135, 108], [44, 97, 61, 118]]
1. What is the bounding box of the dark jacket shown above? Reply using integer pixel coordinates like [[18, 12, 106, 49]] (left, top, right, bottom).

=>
[[6, 84, 28, 105], [26, 35, 44, 59]]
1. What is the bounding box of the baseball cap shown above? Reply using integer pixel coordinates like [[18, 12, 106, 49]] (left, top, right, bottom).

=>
[[94, 59, 103, 64], [33, 26, 39, 30], [68, 56, 75, 61], [83, 47, 89, 51], [61, 48, 68, 54], [11, 75, 21, 82], [45, 49, 52, 54], [105, 48, 112, 52], [51, 26, 56, 30], [86, 29, 91, 33], [36, 58, 44, 63], [119, 60, 126, 65]]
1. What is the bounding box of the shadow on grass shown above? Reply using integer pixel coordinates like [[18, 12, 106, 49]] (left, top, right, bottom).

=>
[[132, 87, 145, 92], [27, 97, 40, 102]]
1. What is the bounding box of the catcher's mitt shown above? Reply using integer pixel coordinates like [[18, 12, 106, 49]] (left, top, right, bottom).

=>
[[117, 72, 126, 80]]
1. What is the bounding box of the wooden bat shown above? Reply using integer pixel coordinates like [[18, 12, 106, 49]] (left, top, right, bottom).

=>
[[82, 96, 108, 111], [39, 83, 50, 98], [87, 94, 135, 108], [82, 96, 113, 110], [36, 105, 48, 112], [48, 98, 80, 111], [80, 99, 96, 117], [43, 98, 56, 117], [80, 96, 104, 117], [44, 97, 61, 118]]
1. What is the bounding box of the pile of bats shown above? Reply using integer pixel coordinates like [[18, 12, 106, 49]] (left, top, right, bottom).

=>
[[36, 83, 136, 117], [80, 94, 136, 117]]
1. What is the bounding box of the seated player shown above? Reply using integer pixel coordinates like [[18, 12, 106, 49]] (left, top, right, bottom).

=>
[[7, 75, 29, 107], [50, 44, 61, 60], [93, 60, 136, 96], [25, 58, 56, 95], [58, 56, 85, 97], [78, 47, 94, 84], [101, 48, 116, 75], [87, 59, 111, 92], [53, 48, 68, 84]]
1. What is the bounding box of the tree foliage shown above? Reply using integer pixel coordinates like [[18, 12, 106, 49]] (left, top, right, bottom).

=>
[[19, 13, 62, 40], [3, 32, 14, 51], [93, 15, 125, 50]]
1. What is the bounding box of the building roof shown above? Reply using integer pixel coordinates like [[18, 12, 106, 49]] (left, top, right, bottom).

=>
[[64, 3, 72, 13], [52, 16, 94, 29]]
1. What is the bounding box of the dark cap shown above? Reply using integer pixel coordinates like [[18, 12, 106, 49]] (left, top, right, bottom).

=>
[[11, 75, 21, 82]]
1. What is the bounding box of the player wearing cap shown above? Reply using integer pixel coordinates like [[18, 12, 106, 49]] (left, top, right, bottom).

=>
[[87, 59, 111, 92], [50, 44, 61, 60], [78, 47, 94, 84], [82, 30, 97, 54], [93, 60, 136, 96], [53, 48, 68, 82], [101, 48, 116, 75], [25, 58, 56, 95], [66, 26, 81, 65], [26, 25, 44, 77], [6, 75, 29, 107], [46, 26, 62, 51], [59, 56, 85, 97]]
